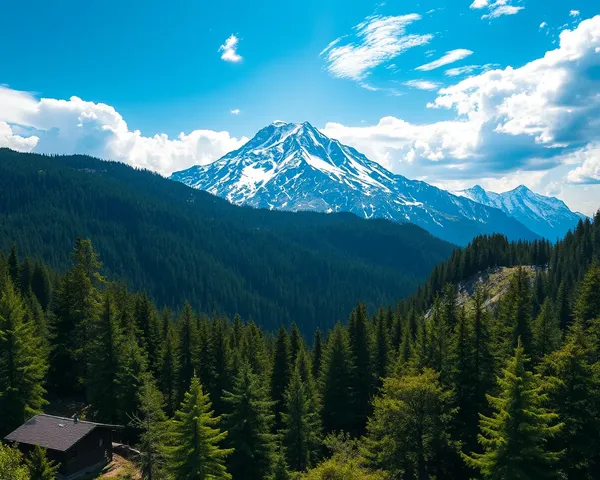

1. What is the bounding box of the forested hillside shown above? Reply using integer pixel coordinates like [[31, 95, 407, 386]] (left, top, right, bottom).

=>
[[0, 148, 455, 332], [1, 212, 599, 479]]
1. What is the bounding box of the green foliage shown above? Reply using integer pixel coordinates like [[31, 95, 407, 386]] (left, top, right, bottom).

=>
[[25, 445, 59, 480], [131, 379, 171, 480], [282, 365, 322, 472], [271, 326, 291, 431], [364, 368, 458, 479], [169, 375, 232, 480], [222, 363, 277, 480], [532, 298, 562, 362], [465, 340, 563, 479], [348, 303, 373, 435], [0, 148, 454, 333], [319, 324, 354, 434], [0, 443, 29, 480], [0, 279, 48, 436]]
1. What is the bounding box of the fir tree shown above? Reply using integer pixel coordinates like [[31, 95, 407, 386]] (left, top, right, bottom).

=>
[[177, 302, 199, 402], [282, 365, 321, 472], [574, 263, 600, 324], [25, 444, 59, 480], [364, 369, 457, 480], [271, 326, 291, 431], [30, 263, 52, 311], [88, 292, 125, 423], [539, 322, 600, 479], [532, 298, 561, 362], [134, 293, 161, 376], [207, 318, 233, 415], [0, 443, 28, 480], [372, 308, 391, 389], [158, 319, 179, 417], [465, 339, 563, 479], [0, 279, 48, 436], [7, 244, 19, 291], [131, 379, 171, 480], [222, 362, 277, 480], [115, 332, 149, 425], [169, 375, 232, 480], [319, 323, 354, 434], [289, 322, 303, 366], [348, 303, 373, 435], [311, 329, 323, 381]]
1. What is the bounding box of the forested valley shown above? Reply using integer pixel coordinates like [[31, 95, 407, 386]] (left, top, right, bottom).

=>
[[0, 148, 455, 333], [1, 210, 600, 479]]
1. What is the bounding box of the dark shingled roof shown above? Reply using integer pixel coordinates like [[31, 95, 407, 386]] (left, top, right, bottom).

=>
[[4, 414, 116, 452]]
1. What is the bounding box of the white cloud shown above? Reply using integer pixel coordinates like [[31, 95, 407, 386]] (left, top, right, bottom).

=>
[[570, 10, 581, 17], [320, 14, 432, 81], [540, 21, 548, 28], [566, 144, 600, 184], [472, 1, 525, 19], [0, 88, 248, 176], [416, 49, 474, 71], [231, 109, 241, 115], [219, 35, 243, 63], [470, 0, 489, 8], [403, 80, 442, 91], [444, 64, 497, 76], [322, 16, 600, 213]]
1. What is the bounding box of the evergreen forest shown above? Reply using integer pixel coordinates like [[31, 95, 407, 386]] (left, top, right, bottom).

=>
[[1, 206, 600, 479]]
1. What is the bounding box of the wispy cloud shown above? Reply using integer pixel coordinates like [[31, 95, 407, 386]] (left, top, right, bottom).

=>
[[570, 10, 580, 17], [230, 109, 240, 115], [540, 21, 547, 28], [416, 49, 473, 72], [444, 63, 496, 77], [471, 0, 525, 19], [219, 35, 243, 63], [320, 14, 432, 81], [403, 80, 442, 91]]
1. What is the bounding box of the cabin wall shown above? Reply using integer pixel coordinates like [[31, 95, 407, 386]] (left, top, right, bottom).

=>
[[62, 428, 112, 476]]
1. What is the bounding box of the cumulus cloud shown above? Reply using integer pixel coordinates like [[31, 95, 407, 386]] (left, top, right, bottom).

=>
[[219, 35, 243, 63], [231, 109, 241, 115], [403, 80, 442, 91], [0, 88, 248, 175], [416, 49, 474, 71], [471, 0, 525, 19], [320, 14, 432, 81], [322, 16, 600, 209]]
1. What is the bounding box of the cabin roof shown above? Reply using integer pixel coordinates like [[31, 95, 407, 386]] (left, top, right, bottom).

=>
[[4, 414, 118, 452]]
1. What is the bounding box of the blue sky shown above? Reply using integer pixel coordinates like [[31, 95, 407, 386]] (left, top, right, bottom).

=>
[[1, 0, 600, 214]]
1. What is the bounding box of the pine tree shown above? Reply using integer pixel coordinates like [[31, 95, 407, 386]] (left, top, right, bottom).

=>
[[270, 452, 292, 480], [207, 318, 233, 415], [429, 295, 452, 383], [364, 369, 457, 479], [131, 379, 171, 480], [271, 326, 291, 431], [25, 444, 59, 480], [504, 267, 534, 354], [312, 329, 323, 381], [50, 238, 103, 395], [319, 323, 354, 434], [282, 365, 321, 472], [465, 339, 563, 479], [539, 322, 600, 479], [158, 319, 179, 417], [30, 263, 52, 311], [372, 308, 391, 389], [471, 286, 495, 413], [134, 293, 161, 375], [0, 279, 48, 436], [532, 298, 561, 362], [574, 263, 600, 324], [169, 375, 232, 480], [115, 332, 149, 425], [7, 244, 20, 291], [88, 292, 125, 423], [222, 362, 276, 480], [177, 302, 199, 402], [348, 303, 373, 435], [289, 322, 303, 366], [242, 321, 270, 378]]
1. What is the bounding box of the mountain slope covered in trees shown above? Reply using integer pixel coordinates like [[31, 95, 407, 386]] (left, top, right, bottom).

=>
[[1, 213, 599, 479], [0, 148, 455, 331]]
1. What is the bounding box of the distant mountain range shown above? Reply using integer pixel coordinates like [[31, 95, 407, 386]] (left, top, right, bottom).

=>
[[452, 185, 584, 241], [171, 121, 547, 246]]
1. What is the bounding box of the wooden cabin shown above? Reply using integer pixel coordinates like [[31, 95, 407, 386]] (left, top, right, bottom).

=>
[[4, 414, 120, 480]]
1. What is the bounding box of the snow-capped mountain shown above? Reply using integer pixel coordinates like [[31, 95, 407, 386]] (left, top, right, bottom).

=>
[[170, 121, 539, 246], [453, 185, 582, 241]]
